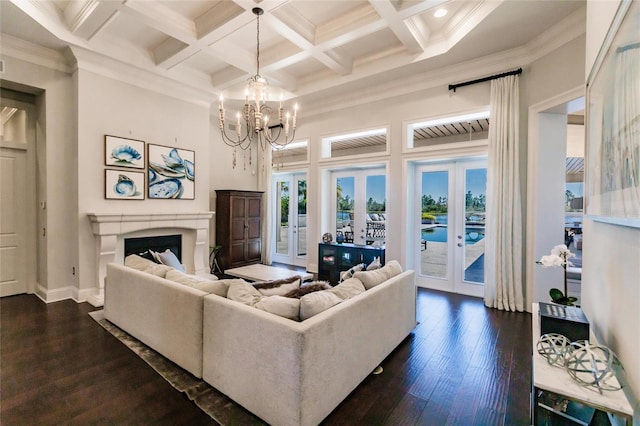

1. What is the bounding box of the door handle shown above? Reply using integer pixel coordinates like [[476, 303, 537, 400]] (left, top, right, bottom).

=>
[[457, 243, 463, 247]]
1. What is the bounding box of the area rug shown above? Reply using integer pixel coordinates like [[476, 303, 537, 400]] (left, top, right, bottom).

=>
[[89, 310, 266, 425]]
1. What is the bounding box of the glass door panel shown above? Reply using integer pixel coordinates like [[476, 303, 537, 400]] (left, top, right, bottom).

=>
[[296, 178, 307, 257], [462, 167, 486, 284], [335, 176, 354, 243], [365, 175, 386, 245], [275, 180, 290, 256], [419, 170, 450, 280]]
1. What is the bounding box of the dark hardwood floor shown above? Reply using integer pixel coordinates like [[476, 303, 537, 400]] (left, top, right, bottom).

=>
[[1, 289, 532, 425]]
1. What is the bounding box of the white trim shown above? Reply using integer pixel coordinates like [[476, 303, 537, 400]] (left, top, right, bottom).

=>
[[526, 85, 585, 313], [0, 34, 72, 74]]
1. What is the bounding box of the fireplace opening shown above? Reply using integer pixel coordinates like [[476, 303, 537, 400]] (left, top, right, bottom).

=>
[[124, 234, 182, 261]]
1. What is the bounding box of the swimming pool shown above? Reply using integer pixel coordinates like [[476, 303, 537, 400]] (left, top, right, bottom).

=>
[[421, 226, 485, 244]]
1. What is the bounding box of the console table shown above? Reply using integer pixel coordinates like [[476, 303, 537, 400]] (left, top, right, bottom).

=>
[[531, 303, 633, 425], [318, 242, 385, 285]]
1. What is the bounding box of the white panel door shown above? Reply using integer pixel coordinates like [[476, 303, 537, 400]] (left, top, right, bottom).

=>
[[0, 147, 27, 296]]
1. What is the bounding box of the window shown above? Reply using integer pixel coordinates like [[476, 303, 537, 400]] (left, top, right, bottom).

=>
[[321, 127, 388, 159], [407, 110, 490, 149]]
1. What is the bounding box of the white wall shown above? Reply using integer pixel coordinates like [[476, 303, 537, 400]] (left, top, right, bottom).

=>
[[0, 53, 77, 301], [583, 0, 640, 413], [76, 69, 210, 295]]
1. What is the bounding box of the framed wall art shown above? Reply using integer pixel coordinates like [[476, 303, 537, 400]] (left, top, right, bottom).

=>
[[147, 144, 195, 199], [105, 169, 145, 200], [585, 0, 640, 228], [105, 135, 145, 169]]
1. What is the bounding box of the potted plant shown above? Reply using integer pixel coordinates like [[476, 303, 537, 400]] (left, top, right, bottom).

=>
[[537, 244, 578, 305]]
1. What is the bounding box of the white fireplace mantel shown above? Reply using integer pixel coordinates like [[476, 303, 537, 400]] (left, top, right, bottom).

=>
[[87, 212, 214, 307]]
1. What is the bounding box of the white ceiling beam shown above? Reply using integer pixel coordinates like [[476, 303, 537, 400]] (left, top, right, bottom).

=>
[[121, 0, 197, 44], [64, 0, 123, 40], [194, 2, 245, 39], [262, 14, 352, 76], [368, 0, 424, 54]]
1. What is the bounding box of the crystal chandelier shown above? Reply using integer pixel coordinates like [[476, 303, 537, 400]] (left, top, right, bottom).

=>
[[218, 7, 298, 156]]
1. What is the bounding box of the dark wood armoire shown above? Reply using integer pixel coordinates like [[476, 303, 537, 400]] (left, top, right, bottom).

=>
[[215, 190, 263, 271]]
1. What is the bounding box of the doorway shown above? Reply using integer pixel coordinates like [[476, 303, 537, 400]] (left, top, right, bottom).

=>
[[332, 168, 386, 246], [1, 91, 37, 297], [272, 172, 307, 267], [415, 159, 487, 297]]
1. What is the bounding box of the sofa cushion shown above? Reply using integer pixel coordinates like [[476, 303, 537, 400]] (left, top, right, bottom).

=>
[[353, 268, 390, 290], [328, 278, 366, 300], [283, 281, 331, 299], [156, 249, 185, 272], [227, 280, 263, 306], [144, 263, 174, 278], [165, 269, 230, 296], [255, 296, 300, 321], [124, 254, 157, 271], [299, 291, 343, 321], [252, 275, 301, 296]]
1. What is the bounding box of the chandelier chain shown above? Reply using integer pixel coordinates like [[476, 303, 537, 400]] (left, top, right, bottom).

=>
[[256, 11, 260, 77]]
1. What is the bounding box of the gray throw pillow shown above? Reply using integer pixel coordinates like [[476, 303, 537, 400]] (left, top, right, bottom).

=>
[[156, 249, 185, 272]]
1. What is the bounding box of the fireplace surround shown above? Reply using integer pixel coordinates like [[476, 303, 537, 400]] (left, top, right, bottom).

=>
[[87, 212, 214, 307]]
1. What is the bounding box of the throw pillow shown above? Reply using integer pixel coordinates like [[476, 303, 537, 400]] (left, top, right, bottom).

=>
[[339, 263, 365, 283], [252, 275, 301, 296], [156, 249, 185, 272], [366, 256, 381, 271], [380, 260, 403, 278], [124, 254, 157, 271], [227, 280, 263, 306], [299, 291, 343, 321], [353, 268, 390, 290], [283, 282, 331, 299], [329, 277, 366, 300], [255, 296, 301, 321]]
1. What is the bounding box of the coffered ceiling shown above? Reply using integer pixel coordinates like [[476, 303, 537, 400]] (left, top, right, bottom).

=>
[[1, 0, 585, 107]]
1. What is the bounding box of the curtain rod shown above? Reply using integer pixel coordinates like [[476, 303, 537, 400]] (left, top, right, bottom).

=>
[[448, 68, 523, 92]]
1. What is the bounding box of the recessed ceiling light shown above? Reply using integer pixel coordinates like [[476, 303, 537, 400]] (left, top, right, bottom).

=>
[[434, 8, 448, 18]]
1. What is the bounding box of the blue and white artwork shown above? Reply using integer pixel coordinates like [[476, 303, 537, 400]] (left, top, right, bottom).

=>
[[105, 169, 145, 200], [105, 135, 145, 169], [147, 144, 195, 199]]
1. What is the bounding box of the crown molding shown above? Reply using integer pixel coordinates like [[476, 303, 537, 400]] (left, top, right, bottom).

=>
[[0, 33, 72, 74], [68, 45, 214, 107]]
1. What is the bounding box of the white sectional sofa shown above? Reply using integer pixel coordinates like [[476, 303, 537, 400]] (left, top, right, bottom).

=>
[[201, 269, 416, 426], [104, 256, 416, 425]]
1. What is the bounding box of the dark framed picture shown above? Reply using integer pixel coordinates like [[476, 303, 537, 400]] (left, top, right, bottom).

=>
[[147, 143, 195, 199], [585, 0, 640, 228], [105, 135, 145, 169], [105, 169, 145, 200]]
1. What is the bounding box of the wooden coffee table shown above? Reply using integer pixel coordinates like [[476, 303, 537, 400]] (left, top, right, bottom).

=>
[[225, 263, 313, 282]]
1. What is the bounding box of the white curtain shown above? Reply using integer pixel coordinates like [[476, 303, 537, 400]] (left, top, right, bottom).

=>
[[484, 74, 524, 312], [259, 145, 273, 265]]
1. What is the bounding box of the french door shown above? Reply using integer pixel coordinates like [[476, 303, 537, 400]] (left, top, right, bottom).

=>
[[333, 169, 386, 246], [415, 159, 487, 297], [272, 173, 307, 267]]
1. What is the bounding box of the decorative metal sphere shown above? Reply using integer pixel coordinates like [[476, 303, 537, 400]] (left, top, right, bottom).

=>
[[537, 333, 571, 367], [564, 341, 623, 392]]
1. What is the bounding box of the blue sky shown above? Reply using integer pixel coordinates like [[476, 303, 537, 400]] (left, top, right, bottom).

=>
[[421, 168, 487, 200], [337, 175, 386, 203], [566, 182, 583, 197]]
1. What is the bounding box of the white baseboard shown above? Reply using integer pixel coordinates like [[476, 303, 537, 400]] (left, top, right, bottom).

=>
[[34, 284, 97, 305]]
